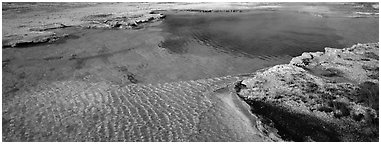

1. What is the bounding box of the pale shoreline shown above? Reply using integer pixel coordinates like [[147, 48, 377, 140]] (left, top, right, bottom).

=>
[[2, 2, 378, 48], [2, 2, 379, 142]]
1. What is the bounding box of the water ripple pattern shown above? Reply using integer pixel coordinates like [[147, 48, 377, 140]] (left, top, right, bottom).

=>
[[1, 75, 267, 142]]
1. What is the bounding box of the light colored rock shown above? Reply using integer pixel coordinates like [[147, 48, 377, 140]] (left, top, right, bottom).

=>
[[290, 43, 379, 84], [237, 43, 379, 141], [3, 31, 68, 47]]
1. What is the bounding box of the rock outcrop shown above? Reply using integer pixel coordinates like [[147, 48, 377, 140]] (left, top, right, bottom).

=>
[[80, 12, 165, 29], [172, 9, 245, 13], [2, 12, 166, 48], [2, 31, 69, 48], [290, 43, 379, 84], [236, 43, 379, 141]]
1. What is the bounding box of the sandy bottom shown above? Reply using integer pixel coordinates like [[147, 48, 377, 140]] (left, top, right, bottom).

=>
[[1, 3, 378, 142]]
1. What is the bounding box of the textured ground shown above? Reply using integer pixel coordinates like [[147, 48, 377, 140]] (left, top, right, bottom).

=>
[[3, 43, 378, 141], [236, 43, 379, 141]]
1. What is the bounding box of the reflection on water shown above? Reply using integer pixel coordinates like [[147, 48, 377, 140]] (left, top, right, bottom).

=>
[[3, 7, 378, 95], [161, 10, 377, 58]]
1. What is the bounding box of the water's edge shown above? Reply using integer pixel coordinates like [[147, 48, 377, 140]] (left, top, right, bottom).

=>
[[2, 3, 379, 142]]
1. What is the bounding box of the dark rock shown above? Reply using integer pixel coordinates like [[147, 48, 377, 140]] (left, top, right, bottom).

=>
[[43, 56, 63, 61], [352, 113, 365, 121], [233, 80, 246, 92], [321, 68, 344, 77], [357, 81, 379, 111], [29, 23, 67, 31], [127, 74, 138, 84], [81, 13, 113, 21], [364, 51, 379, 60], [317, 105, 333, 112], [175, 9, 244, 13]]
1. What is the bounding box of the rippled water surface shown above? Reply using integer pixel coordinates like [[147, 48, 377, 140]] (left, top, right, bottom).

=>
[[2, 4, 379, 142], [160, 10, 378, 57], [3, 7, 378, 97]]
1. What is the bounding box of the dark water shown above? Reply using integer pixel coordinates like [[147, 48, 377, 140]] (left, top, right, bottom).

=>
[[3, 8, 378, 97], [160, 11, 376, 58]]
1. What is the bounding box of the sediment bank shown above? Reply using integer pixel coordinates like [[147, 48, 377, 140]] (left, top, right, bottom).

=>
[[235, 43, 379, 141]]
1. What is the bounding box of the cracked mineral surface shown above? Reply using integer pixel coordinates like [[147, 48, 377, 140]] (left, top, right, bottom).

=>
[[237, 43, 379, 141]]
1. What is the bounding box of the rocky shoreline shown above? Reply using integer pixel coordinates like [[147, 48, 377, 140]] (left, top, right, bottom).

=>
[[2, 2, 378, 48], [1, 2, 260, 48], [235, 43, 379, 141], [2, 43, 378, 142], [2, 12, 165, 48], [2, 2, 379, 142]]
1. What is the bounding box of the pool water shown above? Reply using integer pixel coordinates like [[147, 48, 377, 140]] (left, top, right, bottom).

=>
[[160, 10, 377, 58], [3, 7, 378, 97]]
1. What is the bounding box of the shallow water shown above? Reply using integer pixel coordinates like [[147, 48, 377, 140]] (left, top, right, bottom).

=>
[[3, 7, 378, 97], [2, 4, 379, 142], [160, 10, 378, 57]]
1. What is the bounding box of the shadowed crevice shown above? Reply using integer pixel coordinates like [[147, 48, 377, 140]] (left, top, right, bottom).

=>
[[244, 99, 340, 142]]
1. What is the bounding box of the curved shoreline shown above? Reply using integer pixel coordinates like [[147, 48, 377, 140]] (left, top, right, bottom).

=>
[[2, 2, 379, 142], [2, 42, 378, 142], [235, 42, 379, 141]]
